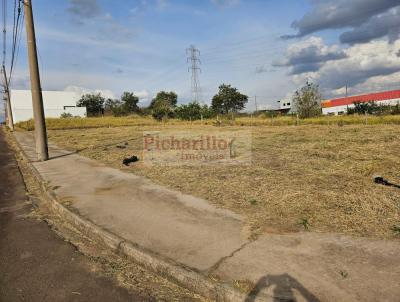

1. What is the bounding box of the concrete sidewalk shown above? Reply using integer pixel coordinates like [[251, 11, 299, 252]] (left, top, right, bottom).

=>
[[14, 132, 400, 302]]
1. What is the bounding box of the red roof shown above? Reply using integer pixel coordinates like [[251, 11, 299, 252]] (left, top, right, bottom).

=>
[[321, 90, 400, 108]]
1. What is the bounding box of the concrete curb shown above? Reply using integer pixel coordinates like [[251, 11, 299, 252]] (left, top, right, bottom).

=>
[[8, 130, 270, 302]]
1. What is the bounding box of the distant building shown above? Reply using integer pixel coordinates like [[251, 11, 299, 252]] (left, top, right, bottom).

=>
[[277, 99, 292, 113], [321, 89, 400, 115], [10, 90, 87, 123], [257, 100, 292, 114]]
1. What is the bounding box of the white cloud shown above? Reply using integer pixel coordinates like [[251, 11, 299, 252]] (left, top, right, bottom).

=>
[[64, 85, 116, 99], [134, 90, 150, 100], [274, 37, 346, 74], [64, 86, 152, 102], [286, 0, 399, 39], [288, 39, 400, 97]]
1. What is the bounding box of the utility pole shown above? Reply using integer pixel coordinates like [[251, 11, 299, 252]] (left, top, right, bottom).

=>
[[23, 0, 48, 161], [254, 95, 258, 113], [2, 65, 14, 130]]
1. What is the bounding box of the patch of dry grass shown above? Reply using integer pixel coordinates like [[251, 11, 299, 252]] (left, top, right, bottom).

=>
[[15, 114, 400, 131], [47, 124, 400, 239]]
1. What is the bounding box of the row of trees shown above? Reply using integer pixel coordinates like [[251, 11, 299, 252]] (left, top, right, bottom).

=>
[[77, 92, 140, 117], [347, 101, 400, 115], [76, 84, 250, 121], [77, 82, 400, 120], [76, 82, 334, 120]]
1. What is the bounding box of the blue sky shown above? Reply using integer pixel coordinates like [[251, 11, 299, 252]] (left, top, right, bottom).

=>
[[2, 0, 400, 121]]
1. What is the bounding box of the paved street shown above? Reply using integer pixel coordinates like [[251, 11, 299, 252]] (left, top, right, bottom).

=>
[[0, 129, 147, 302]]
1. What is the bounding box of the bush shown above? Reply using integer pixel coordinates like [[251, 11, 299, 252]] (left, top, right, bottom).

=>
[[292, 82, 322, 118], [151, 99, 175, 121], [175, 102, 214, 120], [77, 93, 105, 117], [347, 101, 400, 116], [60, 112, 73, 118]]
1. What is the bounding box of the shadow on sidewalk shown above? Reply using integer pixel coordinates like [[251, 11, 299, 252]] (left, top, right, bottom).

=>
[[245, 273, 320, 302], [49, 151, 77, 160]]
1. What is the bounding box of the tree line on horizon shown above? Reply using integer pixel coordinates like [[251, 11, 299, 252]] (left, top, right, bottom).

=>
[[75, 82, 400, 121], [76, 84, 250, 121]]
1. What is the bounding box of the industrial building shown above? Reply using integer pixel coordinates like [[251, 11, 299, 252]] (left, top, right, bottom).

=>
[[321, 89, 400, 115], [258, 99, 292, 114], [10, 90, 87, 123]]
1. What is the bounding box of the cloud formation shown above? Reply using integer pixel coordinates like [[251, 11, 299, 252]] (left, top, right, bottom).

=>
[[64, 86, 150, 102], [66, 0, 136, 44], [67, 0, 101, 19], [273, 37, 346, 75], [64, 85, 116, 99], [284, 0, 399, 40], [290, 40, 400, 95], [340, 8, 400, 44]]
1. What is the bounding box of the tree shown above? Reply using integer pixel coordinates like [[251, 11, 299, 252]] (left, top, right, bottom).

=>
[[104, 98, 125, 116], [211, 84, 248, 115], [149, 91, 177, 109], [292, 82, 322, 118], [151, 99, 175, 121], [103, 92, 140, 116], [347, 101, 378, 115], [175, 102, 213, 120], [121, 92, 139, 113], [77, 93, 105, 117]]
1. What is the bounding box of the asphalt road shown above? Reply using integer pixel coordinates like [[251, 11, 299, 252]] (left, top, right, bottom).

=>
[[0, 129, 148, 302]]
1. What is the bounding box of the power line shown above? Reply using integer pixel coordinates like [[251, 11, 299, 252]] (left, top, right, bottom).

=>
[[9, 0, 22, 83], [9, 9, 22, 84], [2, 0, 6, 67], [201, 30, 288, 55]]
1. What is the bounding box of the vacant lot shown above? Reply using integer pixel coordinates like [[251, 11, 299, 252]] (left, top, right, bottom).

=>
[[46, 123, 400, 239], [16, 114, 400, 131]]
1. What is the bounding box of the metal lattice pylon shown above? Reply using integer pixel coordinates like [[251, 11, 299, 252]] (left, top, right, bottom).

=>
[[186, 45, 202, 104]]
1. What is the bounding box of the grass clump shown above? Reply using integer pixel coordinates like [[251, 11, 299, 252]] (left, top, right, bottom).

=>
[[391, 225, 400, 236], [299, 218, 310, 230]]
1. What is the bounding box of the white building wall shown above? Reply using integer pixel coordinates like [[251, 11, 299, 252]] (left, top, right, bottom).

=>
[[322, 105, 351, 115], [10, 90, 87, 123], [279, 99, 292, 110]]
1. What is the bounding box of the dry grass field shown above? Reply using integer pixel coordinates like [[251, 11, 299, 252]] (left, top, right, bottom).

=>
[[42, 121, 400, 240], [15, 114, 400, 131]]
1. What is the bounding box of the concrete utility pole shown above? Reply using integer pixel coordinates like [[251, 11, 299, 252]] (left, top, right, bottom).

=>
[[2, 65, 14, 130], [23, 0, 48, 161]]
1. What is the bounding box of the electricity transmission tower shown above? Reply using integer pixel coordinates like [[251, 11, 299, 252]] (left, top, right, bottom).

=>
[[186, 45, 202, 103]]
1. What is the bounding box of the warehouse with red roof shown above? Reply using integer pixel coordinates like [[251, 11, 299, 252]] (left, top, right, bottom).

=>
[[321, 89, 400, 115]]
